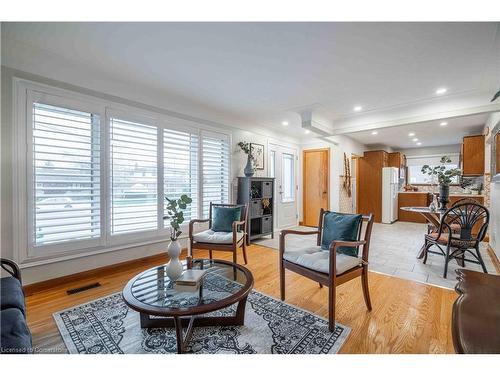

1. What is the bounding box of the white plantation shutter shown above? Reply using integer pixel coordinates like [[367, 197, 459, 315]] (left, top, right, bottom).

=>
[[163, 128, 199, 222], [32, 103, 101, 245], [201, 131, 230, 217], [110, 118, 158, 234]]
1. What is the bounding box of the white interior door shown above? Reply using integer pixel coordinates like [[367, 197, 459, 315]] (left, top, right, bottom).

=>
[[269, 144, 298, 229]]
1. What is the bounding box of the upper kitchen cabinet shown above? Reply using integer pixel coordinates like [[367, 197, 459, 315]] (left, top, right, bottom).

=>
[[461, 135, 485, 176], [388, 152, 406, 181]]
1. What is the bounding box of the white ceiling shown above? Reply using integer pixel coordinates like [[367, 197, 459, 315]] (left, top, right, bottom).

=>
[[346, 113, 489, 149], [2, 22, 499, 136]]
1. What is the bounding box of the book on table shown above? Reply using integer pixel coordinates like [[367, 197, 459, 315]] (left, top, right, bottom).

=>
[[175, 269, 207, 286]]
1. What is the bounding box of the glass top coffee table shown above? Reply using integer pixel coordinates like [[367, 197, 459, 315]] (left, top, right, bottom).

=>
[[122, 258, 254, 353]]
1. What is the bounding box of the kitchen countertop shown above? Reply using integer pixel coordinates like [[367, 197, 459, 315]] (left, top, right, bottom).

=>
[[398, 191, 485, 198]]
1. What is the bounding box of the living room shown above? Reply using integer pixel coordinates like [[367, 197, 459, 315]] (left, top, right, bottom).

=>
[[1, 1, 500, 372]]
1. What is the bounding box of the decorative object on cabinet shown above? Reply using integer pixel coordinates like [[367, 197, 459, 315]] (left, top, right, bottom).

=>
[[250, 143, 264, 170], [237, 177, 274, 244], [342, 152, 351, 197], [421, 156, 461, 209], [237, 141, 256, 177]]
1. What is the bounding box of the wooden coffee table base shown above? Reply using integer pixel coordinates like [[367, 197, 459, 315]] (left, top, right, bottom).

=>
[[139, 297, 248, 354]]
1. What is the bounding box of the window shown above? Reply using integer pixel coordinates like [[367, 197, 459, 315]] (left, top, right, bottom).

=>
[[407, 154, 460, 184], [16, 81, 232, 263], [163, 128, 199, 222], [201, 132, 230, 217], [32, 102, 101, 246], [110, 118, 158, 234], [282, 153, 295, 202]]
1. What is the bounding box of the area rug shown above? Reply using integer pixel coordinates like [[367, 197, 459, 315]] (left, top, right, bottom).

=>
[[53, 276, 350, 354]]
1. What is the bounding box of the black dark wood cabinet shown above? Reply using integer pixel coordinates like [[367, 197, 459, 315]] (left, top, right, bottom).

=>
[[237, 177, 275, 244]]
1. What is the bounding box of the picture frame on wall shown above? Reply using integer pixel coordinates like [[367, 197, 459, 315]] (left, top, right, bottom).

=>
[[250, 143, 265, 170]]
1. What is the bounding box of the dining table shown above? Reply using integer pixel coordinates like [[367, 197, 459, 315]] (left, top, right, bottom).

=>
[[400, 206, 465, 266]]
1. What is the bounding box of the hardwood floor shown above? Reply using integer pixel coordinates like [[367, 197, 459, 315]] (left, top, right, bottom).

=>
[[25, 244, 457, 354]]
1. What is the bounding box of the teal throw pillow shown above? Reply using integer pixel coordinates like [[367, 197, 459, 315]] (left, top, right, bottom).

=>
[[212, 206, 242, 232], [321, 212, 363, 257]]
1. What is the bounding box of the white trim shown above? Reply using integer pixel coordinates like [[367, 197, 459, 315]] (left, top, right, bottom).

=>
[[12, 78, 232, 266]]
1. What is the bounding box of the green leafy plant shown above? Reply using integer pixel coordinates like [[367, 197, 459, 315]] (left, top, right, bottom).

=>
[[421, 156, 461, 186], [491, 88, 500, 102], [163, 194, 192, 241], [237, 141, 259, 168]]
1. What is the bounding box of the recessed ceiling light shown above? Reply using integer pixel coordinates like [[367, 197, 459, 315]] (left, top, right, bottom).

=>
[[416, 142, 422, 146], [408, 132, 415, 137], [435, 87, 447, 95], [354, 106, 363, 112], [282, 121, 289, 126], [440, 121, 448, 126], [413, 138, 419, 142], [371, 131, 378, 135], [304, 129, 310, 134]]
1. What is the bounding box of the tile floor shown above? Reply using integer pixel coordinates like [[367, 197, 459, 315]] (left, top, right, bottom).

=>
[[253, 221, 498, 289]]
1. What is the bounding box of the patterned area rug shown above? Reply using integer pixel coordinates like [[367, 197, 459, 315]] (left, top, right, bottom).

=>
[[53, 276, 350, 354]]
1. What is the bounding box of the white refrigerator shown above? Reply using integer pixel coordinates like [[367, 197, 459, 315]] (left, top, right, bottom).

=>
[[382, 167, 399, 224]]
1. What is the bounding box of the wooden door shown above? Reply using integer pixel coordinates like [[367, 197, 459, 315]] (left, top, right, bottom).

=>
[[462, 135, 485, 176], [303, 149, 329, 226]]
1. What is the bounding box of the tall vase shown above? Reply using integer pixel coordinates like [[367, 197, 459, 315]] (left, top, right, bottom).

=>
[[438, 184, 450, 210], [244, 155, 254, 177], [166, 239, 183, 281]]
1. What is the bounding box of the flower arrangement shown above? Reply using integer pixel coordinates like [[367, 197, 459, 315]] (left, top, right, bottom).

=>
[[237, 141, 259, 168], [163, 194, 192, 241], [421, 156, 461, 186]]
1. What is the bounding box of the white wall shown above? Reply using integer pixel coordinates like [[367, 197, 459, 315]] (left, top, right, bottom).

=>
[[0, 66, 298, 284], [485, 113, 500, 257], [298, 135, 366, 221]]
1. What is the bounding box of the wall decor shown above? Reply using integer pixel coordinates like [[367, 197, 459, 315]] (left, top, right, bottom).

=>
[[250, 143, 265, 170], [342, 152, 352, 197]]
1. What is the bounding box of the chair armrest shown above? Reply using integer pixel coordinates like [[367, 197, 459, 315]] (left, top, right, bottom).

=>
[[329, 240, 366, 251], [189, 219, 211, 237], [1, 258, 22, 283]]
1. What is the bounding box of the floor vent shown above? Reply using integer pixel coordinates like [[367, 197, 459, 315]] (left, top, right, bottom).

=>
[[66, 282, 101, 295]]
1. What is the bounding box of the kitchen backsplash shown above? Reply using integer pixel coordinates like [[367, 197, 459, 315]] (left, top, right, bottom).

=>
[[406, 176, 485, 195]]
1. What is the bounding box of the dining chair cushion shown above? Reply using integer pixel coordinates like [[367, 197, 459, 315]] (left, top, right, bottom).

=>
[[321, 212, 363, 256], [192, 229, 244, 244], [211, 206, 242, 232], [426, 232, 476, 248], [283, 245, 362, 275]]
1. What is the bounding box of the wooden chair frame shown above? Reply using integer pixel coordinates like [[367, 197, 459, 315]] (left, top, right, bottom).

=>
[[189, 203, 249, 264], [279, 209, 374, 331]]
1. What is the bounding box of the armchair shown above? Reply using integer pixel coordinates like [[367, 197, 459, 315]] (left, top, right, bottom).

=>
[[279, 209, 374, 331], [189, 203, 249, 264]]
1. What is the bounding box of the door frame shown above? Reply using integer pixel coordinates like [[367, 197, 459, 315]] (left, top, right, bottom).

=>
[[268, 142, 299, 230], [302, 148, 330, 227]]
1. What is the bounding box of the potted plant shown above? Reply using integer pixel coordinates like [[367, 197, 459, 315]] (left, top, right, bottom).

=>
[[237, 141, 257, 177], [421, 156, 461, 209], [163, 194, 192, 281]]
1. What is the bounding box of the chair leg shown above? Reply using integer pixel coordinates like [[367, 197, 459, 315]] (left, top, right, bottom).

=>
[[475, 245, 488, 274], [318, 283, 323, 288], [279, 261, 285, 301], [328, 283, 336, 332], [242, 240, 248, 265], [209, 250, 213, 260], [361, 266, 372, 311], [443, 245, 451, 279], [233, 249, 237, 264], [423, 240, 430, 264]]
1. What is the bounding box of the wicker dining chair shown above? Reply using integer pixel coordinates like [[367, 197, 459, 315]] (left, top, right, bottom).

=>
[[423, 201, 489, 278], [427, 197, 481, 234]]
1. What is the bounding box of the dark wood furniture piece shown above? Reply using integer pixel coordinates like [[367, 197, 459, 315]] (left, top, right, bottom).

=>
[[189, 203, 248, 264], [398, 192, 431, 223], [422, 202, 489, 278], [461, 135, 485, 176], [452, 269, 500, 353], [279, 209, 375, 331], [122, 259, 254, 354], [237, 177, 275, 244], [358, 150, 388, 222]]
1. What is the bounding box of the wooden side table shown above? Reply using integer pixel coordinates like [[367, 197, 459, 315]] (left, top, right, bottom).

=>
[[452, 269, 500, 353]]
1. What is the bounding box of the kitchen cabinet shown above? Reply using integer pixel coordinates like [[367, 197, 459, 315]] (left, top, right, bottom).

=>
[[462, 135, 485, 176], [398, 192, 431, 223], [358, 150, 389, 223], [388, 152, 406, 181]]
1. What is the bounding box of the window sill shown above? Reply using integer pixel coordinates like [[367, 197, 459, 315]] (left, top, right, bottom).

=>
[[18, 233, 189, 269]]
